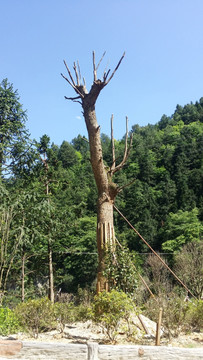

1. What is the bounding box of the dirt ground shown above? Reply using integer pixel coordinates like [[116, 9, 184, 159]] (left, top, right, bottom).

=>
[[6, 319, 203, 349]]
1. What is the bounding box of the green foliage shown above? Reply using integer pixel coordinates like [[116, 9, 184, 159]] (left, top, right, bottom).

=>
[[54, 302, 76, 334], [174, 241, 203, 299], [185, 299, 203, 331], [1, 88, 203, 308], [0, 79, 29, 175], [162, 208, 202, 252], [104, 242, 138, 295], [144, 296, 203, 339], [58, 140, 78, 168], [90, 290, 138, 341], [72, 134, 89, 157], [143, 294, 189, 339], [15, 297, 92, 338], [15, 297, 56, 337], [58, 216, 98, 291], [0, 306, 21, 335]]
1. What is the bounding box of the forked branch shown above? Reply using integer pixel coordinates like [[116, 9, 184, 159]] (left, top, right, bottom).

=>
[[110, 116, 133, 175]]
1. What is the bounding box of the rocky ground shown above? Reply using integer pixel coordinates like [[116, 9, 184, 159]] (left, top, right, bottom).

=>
[[5, 315, 203, 349]]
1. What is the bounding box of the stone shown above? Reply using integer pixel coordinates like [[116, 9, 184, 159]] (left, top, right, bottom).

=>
[[0, 340, 22, 356]]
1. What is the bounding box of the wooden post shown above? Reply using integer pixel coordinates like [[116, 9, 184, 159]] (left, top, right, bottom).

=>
[[87, 342, 98, 360], [155, 307, 163, 346]]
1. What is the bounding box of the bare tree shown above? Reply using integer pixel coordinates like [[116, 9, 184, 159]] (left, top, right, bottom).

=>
[[61, 52, 132, 292]]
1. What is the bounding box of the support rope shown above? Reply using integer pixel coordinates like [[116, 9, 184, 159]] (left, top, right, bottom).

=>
[[113, 205, 197, 299]]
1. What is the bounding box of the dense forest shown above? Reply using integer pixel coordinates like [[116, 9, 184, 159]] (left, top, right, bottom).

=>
[[0, 78, 203, 305]]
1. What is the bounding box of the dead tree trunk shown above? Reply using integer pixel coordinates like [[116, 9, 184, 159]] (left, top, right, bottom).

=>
[[62, 52, 132, 292]]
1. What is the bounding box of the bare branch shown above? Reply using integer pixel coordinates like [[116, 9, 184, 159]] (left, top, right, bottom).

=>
[[111, 114, 115, 171], [105, 52, 125, 85], [65, 95, 81, 101], [61, 73, 84, 98], [111, 154, 123, 168], [61, 72, 74, 87], [102, 59, 110, 81], [111, 116, 133, 175], [64, 95, 82, 104], [63, 60, 76, 86], [81, 136, 89, 143], [96, 51, 106, 71], [103, 69, 111, 83], [123, 116, 129, 159], [77, 60, 82, 82], [73, 62, 80, 86], [117, 178, 136, 192], [93, 51, 97, 82]]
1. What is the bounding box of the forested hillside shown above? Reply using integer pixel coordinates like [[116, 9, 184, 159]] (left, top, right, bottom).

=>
[[0, 79, 202, 303]]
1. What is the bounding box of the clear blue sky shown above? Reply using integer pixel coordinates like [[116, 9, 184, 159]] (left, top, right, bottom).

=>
[[1, 0, 203, 145]]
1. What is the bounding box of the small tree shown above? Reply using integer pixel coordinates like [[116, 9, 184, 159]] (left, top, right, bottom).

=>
[[37, 135, 58, 303], [162, 208, 202, 253], [62, 52, 133, 292], [91, 289, 137, 342]]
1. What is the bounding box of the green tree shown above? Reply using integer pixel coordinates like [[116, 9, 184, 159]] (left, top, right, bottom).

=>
[[0, 79, 28, 176], [58, 140, 78, 168], [57, 216, 98, 291], [162, 208, 202, 252]]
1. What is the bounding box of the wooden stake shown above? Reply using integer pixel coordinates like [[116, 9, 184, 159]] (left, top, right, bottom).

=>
[[87, 342, 98, 360], [155, 307, 163, 346]]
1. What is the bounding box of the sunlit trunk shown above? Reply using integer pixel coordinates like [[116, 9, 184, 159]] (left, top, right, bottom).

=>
[[48, 242, 54, 303], [21, 249, 25, 302]]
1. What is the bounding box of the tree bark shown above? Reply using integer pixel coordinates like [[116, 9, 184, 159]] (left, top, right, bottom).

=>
[[83, 105, 116, 292], [48, 242, 54, 303], [21, 249, 25, 302], [43, 154, 55, 303]]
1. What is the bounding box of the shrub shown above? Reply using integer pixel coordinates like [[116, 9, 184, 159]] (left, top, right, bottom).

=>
[[104, 243, 138, 296], [14, 297, 56, 338], [54, 302, 76, 334], [75, 286, 95, 306], [90, 290, 138, 342], [74, 303, 92, 322], [174, 242, 203, 299], [185, 299, 203, 331], [143, 293, 190, 339], [0, 307, 21, 335]]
